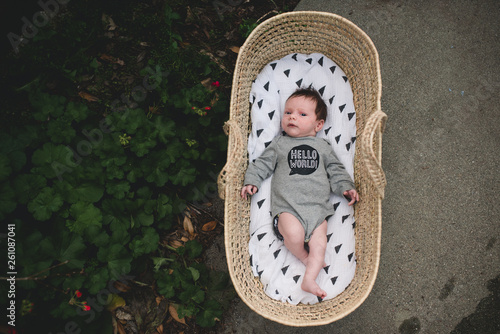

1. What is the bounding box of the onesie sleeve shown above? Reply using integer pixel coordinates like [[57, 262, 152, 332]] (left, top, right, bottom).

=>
[[324, 144, 355, 196], [243, 138, 279, 189]]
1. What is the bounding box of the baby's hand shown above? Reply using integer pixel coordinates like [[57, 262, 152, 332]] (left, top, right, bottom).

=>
[[343, 189, 359, 206], [241, 185, 258, 200]]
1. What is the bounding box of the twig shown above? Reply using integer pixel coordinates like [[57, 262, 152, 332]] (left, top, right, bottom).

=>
[[0, 260, 70, 281]]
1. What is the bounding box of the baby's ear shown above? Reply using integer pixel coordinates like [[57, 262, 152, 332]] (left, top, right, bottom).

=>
[[315, 119, 325, 132]]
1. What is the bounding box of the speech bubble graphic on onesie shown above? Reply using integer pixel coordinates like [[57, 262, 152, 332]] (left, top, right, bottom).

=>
[[288, 144, 320, 175]]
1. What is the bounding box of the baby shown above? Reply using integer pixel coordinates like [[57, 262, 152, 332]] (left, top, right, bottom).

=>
[[241, 88, 359, 298]]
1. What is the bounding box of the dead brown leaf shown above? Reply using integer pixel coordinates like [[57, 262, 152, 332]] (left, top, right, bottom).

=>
[[183, 215, 194, 235], [156, 324, 164, 334], [229, 46, 240, 54], [100, 54, 125, 65], [78, 91, 99, 102], [113, 280, 131, 292], [202, 221, 217, 232], [169, 240, 183, 249], [169, 304, 187, 325]]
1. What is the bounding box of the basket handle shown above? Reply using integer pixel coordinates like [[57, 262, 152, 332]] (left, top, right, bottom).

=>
[[360, 109, 387, 198], [217, 120, 245, 200]]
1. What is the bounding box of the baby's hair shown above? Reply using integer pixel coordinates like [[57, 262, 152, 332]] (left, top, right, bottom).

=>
[[287, 87, 328, 121]]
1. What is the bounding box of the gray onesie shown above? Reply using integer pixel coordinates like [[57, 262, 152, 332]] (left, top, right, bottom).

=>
[[244, 135, 355, 241]]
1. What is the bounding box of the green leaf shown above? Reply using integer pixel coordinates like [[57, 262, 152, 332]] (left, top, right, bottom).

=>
[[156, 194, 172, 219], [30, 92, 66, 121], [57, 232, 86, 268], [185, 240, 203, 259], [46, 117, 76, 144], [106, 180, 130, 199], [66, 101, 90, 122], [27, 187, 63, 221], [129, 227, 159, 257], [134, 212, 154, 226], [14, 174, 47, 204], [0, 183, 16, 220], [67, 182, 105, 203], [31, 143, 73, 179], [152, 116, 176, 143], [87, 267, 109, 294], [196, 300, 223, 327], [170, 167, 196, 186], [187, 267, 200, 282], [67, 202, 102, 234], [0, 154, 12, 181]]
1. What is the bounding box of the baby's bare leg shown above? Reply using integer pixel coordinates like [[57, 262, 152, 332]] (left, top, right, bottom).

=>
[[277, 213, 308, 264], [301, 220, 328, 298]]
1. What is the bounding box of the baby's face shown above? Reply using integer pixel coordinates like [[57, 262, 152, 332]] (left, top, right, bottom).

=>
[[281, 96, 324, 138]]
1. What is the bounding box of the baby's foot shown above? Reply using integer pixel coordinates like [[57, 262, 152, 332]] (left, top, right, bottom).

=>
[[302, 279, 327, 298]]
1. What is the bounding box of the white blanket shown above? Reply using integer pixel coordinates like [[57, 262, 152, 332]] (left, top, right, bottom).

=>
[[247, 53, 357, 304]]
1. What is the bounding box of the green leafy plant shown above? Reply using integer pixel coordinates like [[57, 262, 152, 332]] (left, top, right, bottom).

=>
[[0, 2, 232, 332]]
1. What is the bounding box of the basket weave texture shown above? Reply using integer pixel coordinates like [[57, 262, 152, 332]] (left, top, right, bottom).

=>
[[217, 11, 386, 326]]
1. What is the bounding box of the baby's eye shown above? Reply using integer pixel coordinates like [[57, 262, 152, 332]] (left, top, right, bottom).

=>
[[301, 113, 307, 117], [285, 111, 291, 115]]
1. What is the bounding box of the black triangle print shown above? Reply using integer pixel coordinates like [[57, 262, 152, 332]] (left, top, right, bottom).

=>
[[333, 202, 340, 210], [330, 66, 336, 74], [257, 232, 266, 241], [256, 129, 263, 137], [284, 69, 290, 77], [327, 233, 333, 242], [257, 199, 265, 208], [252, 95, 256, 103], [281, 265, 289, 275], [264, 141, 272, 148], [342, 214, 350, 223], [318, 86, 326, 96], [318, 56, 324, 66], [258, 270, 264, 278], [258, 99, 263, 109], [264, 81, 269, 91], [275, 289, 279, 294], [306, 58, 312, 64], [292, 53, 298, 61], [273, 249, 281, 259], [351, 136, 357, 143], [343, 76, 348, 82], [317, 296, 323, 302], [325, 127, 331, 135], [288, 296, 293, 302], [295, 79, 303, 87], [293, 275, 301, 283], [329, 95, 335, 104], [335, 135, 341, 143], [270, 63, 277, 70], [339, 104, 346, 112], [331, 276, 338, 285], [348, 112, 355, 120], [249, 255, 253, 266], [346, 142, 351, 151], [335, 244, 342, 253], [323, 265, 330, 274], [348, 253, 354, 262], [268, 110, 275, 120], [352, 221, 356, 229]]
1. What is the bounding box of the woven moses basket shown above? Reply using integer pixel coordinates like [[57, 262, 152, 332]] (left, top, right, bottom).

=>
[[217, 11, 387, 326]]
